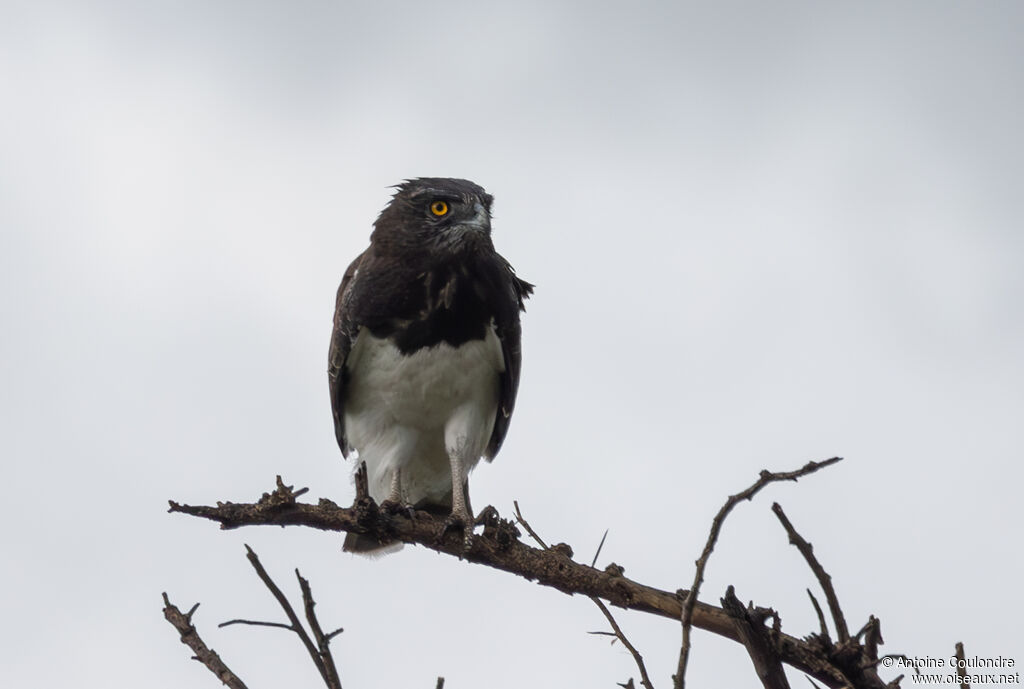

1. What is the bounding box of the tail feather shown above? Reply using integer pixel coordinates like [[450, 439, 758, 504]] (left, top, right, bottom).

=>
[[343, 532, 404, 555]]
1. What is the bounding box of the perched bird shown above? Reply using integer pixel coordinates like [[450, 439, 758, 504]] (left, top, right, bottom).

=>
[[328, 178, 533, 553]]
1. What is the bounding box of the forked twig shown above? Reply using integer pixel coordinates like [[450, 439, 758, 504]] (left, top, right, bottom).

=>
[[162, 594, 249, 689], [230, 545, 343, 689], [514, 502, 654, 689], [164, 546, 353, 689], [592, 596, 657, 689], [674, 457, 843, 689], [512, 500, 549, 549]]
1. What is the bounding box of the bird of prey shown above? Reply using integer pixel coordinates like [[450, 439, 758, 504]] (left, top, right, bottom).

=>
[[328, 178, 533, 553]]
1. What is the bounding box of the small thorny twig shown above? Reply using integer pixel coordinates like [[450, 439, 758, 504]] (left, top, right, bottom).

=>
[[591, 528, 610, 568], [514, 502, 654, 689], [674, 456, 843, 689]]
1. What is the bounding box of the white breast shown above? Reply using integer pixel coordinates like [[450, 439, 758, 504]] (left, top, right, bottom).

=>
[[343, 327, 504, 504]]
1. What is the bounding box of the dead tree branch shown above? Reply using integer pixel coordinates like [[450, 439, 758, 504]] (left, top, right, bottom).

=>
[[770, 504, 891, 689], [163, 546, 345, 689], [807, 590, 830, 643], [227, 545, 343, 689], [721, 586, 790, 689], [162, 594, 249, 689], [514, 501, 654, 689], [771, 503, 849, 642], [591, 595, 657, 689], [674, 456, 843, 689], [168, 459, 896, 689]]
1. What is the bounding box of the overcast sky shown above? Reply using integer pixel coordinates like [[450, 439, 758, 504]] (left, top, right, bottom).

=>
[[2, 1, 1022, 687]]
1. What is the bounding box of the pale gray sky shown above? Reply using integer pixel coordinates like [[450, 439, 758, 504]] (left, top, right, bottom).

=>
[[2, 1, 1022, 687]]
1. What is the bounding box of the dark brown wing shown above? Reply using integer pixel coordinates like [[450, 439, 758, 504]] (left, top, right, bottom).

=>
[[485, 268, 534, 460], [328, 250, 366, 457]]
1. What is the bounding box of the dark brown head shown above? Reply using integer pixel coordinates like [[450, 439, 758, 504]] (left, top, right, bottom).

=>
[[371, 178, 496, 254]]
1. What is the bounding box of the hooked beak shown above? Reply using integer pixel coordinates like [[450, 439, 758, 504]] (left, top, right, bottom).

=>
[[455, 201, 491, 233]]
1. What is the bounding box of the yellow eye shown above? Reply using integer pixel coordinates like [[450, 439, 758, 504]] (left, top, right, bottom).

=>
[[430, 201, 449, 216]]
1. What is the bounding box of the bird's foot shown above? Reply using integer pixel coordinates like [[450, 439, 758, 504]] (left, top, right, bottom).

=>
[[435, 507, 475, 552], [379, 499, 416, 520]]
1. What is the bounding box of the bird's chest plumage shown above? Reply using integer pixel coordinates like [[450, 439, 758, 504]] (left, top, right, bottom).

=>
[[344, 327, 504, 430]]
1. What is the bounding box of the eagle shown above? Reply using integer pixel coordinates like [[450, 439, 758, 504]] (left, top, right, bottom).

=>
[[328, 178, 533, 553]]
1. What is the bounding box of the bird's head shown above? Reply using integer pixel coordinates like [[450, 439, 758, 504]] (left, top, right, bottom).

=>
[[371, 178, 495, 255]]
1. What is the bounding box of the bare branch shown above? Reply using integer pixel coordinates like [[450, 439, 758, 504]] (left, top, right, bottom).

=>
[[515, 502, 653, 688], [239, 545, 342, 689], [861, 616, 883, 662], [276, 474, 309, 500], [955, 642, 969, 689], [674, 457, 844, 689], [162, 593, 249, 689], [169, 459, 882, 688], [243, 546, 330, 680], [219, 618, 294, 631], [807, 590, 830, 642], [591, 596, 656, 689], [721, 586, 791, 689], [591, 529, 610, 568], [512, 500, 548, 549], [298, 569, 343, 689], [771, 503, 849, 642]]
